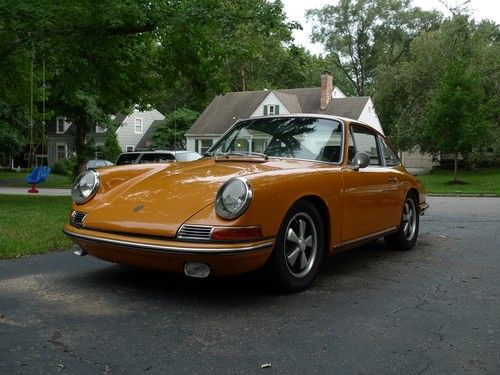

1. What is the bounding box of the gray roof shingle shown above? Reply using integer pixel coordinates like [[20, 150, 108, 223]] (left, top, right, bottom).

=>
[[187, 88, 370, 136]]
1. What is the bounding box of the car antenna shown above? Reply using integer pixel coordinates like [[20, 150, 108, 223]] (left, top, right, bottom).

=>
[[173, 104, 177, 155]]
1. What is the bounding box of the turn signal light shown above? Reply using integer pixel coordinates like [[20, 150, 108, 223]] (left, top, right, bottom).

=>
[[211, 226, 263, 241]]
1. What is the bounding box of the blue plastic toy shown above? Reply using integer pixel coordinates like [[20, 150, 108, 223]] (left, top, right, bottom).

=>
[[26, 166, 51, 193]]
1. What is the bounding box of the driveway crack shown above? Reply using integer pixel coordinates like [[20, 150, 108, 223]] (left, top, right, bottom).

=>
[[48, 331, 112, 374]]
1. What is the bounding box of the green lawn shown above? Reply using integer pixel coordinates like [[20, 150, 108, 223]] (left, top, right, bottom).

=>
[[0, 195, 72, 259], [0, 169, 73, 188], [417, 168, 500, 196]]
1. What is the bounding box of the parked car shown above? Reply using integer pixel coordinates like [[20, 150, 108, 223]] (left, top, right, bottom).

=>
[[65, 115, 428, 292], [85, 159, 114, 169], [115, 150, 202, 165]]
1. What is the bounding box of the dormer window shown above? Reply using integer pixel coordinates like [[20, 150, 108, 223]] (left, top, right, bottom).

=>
[[134, 118, 143, 134], [263, 105, 279, 116], [56, 117, 65, 134]]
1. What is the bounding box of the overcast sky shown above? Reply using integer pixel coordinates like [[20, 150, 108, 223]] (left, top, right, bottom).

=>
[[282, 0, 500, 55]]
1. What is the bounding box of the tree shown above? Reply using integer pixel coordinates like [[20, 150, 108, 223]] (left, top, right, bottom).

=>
[[152, 108, 199, 150], [1, 0, 306, 173], [421, 60, 491, 180], [374, 15, 499, 157], [307, 0, 441, 95], [102, 129, 122, 163]]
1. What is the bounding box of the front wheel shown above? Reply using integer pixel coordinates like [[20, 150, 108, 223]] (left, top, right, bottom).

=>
[[385, 193, 419, 250], [267, 200, 325, 292]]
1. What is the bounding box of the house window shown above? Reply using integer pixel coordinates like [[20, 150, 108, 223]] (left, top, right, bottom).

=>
[[56, 144, 67, 161], [134, 118, 143, 134], [263, 105, 279, 116], [126, 145, 134, 152], [56, 117, 65, 134], [197, 139, 213, 154]]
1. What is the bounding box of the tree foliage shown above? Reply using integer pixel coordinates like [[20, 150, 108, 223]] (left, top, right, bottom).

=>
[[374, 15, 499, 159], [307, 0, 441, 96], [102, 129, 122, 163], [0, 0, 317, 171], [152, 108, 199, 150]]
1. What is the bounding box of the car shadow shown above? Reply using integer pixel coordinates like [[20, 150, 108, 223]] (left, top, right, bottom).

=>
[[60, 238, 415, 301]]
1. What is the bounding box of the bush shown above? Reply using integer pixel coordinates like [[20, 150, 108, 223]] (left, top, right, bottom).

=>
[[51, 156, 77, 180]]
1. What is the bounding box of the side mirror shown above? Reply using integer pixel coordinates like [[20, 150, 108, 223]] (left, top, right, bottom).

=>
[[350, 152, 370, 171]]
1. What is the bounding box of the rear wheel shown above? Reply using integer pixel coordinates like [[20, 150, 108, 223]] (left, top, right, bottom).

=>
[[268, 200, 325, 292], [385, 193, 419, 250]]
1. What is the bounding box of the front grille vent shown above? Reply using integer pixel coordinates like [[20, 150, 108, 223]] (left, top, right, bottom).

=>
[[71, 211, 87, 228], [177, 225, 213, 241]]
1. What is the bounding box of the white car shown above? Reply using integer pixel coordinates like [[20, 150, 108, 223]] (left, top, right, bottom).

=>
[[115, 150, 202, 165]]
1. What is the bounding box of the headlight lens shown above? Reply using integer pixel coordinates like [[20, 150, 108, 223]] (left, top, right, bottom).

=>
[[71, 170, 100, 204], [215, 177, 252, 220]]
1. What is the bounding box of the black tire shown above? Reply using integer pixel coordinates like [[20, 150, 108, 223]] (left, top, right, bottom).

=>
[[267, 200, 325, 292], [385, 192, 419, 250]]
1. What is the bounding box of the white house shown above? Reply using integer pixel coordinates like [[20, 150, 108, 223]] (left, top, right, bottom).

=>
[[112, 108, 165, 152], [185, 72, 383, 154], [47, 108, 165, 165]]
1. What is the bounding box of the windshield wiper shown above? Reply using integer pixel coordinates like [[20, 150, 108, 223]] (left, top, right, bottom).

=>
[[213, 151, 269, 160]]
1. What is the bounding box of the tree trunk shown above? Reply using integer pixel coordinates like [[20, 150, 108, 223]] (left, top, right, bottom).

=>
[[453, 153, 458, 181], [74, 117, 88, 176]]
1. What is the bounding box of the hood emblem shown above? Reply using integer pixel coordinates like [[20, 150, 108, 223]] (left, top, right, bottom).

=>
[[133, 204, 145, 213]]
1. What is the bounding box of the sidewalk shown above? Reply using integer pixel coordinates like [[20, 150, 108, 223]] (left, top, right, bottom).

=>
[[0, 187, 71, 196]]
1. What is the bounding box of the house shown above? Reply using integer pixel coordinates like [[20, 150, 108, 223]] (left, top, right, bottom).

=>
[[185, 72, 383, 154], [47, 108, 165, 165], [47, 117, 107, 165], [112, 108, 165, 152]]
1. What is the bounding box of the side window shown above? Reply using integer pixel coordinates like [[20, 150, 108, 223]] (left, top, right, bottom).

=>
[[379, 137, 400, 166], [350, 125, 381, 166]]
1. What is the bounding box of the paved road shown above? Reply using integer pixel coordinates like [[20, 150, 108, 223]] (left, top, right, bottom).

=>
[[1, 197, 499, 374]]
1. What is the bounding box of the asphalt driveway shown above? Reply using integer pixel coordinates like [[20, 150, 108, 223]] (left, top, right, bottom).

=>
[[0, 197, 499, 374]]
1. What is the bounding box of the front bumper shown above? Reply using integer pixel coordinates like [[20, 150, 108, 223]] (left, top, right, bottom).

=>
[[419, 201, 430, 215], [63, 224, 274, 276]]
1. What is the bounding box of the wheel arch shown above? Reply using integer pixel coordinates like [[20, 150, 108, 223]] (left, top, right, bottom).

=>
[[296, 195, 331, 253]]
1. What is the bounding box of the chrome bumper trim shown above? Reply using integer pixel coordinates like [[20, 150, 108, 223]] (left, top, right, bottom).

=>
[[63, 228, 274, 255]]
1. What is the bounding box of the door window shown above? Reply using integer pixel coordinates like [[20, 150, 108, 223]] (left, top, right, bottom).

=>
[[350, 126, 381, 166]]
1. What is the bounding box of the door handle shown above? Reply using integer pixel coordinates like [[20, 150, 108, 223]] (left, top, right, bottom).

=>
[[388, 177, 398, 184]]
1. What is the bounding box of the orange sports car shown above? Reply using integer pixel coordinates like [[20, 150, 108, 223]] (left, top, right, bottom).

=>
[[64, 115, 428, 292]]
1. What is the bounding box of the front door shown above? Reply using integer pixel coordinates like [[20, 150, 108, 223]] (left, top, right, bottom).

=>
[[341, 125, 400, 244]]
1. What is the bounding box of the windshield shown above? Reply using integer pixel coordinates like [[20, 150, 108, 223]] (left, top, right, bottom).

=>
[[208, 117, 343, 163]]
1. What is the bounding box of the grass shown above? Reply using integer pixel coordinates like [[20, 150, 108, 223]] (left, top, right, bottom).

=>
[[417, 168, 500, 196], [0, 195, 72, 259], [0, 169, 73, 188]]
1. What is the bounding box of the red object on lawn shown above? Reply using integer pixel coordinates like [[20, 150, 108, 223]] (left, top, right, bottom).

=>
[[28, 183, 39, 193]]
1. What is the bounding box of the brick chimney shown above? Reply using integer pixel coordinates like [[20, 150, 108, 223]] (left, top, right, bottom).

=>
[[320, 71, 333, 111]]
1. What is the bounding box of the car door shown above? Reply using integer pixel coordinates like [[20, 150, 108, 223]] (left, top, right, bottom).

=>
[[341, 125, 400, 244]]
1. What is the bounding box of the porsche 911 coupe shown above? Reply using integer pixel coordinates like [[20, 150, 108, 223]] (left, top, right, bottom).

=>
[[64, 115, 428, 292]]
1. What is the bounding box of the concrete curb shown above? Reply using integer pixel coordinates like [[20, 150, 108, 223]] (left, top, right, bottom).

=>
[[0, 187, 71, 196], [427, 193, 499, 198]]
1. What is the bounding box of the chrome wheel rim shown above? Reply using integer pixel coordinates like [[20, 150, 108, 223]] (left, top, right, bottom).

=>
[[402, 198, 417, 241], [284, 212, 317, 278]]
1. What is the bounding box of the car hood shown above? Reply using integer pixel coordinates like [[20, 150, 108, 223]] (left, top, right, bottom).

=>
[[81, 158, 311, 237]]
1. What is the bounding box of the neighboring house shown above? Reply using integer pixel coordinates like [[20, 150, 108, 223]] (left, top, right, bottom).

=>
[[47, 108, 165, 165], [47, 117, 107, 165], [113, 108, 165, 152], [185, 72, 383, 154], [134, 119, 164, 150]]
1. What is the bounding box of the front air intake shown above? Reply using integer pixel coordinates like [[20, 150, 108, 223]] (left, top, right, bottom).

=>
[[177, 225, 213, 241], [71, 211, 87, 228]]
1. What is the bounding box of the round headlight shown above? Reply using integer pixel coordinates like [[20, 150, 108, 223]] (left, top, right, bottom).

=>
[[215, 177, 252, 220], [72, 170, 100, 204]]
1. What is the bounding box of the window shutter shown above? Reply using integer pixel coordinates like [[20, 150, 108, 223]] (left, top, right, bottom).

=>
[[263, 106, 268, 116], [275, 105, 279, 115]]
